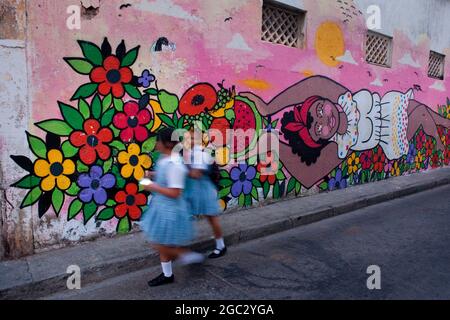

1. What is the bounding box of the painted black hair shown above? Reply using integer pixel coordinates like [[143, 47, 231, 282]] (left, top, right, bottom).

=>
[[281, 110, 329, 166]]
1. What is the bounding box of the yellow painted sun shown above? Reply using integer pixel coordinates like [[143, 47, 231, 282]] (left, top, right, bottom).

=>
[[315, 22, 345, 67]]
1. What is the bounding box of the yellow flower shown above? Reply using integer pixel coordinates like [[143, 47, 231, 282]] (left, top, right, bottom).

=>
[[118, 143, 152, 180], [415, 151, 423, 170], [34, 149, 75, 191], [215, 146, 230, 166], [390, 161, 400, 176], [347, 153, 359, 174]]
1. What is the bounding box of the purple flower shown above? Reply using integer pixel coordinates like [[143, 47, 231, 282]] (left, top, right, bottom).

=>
[[230, 164, 256, 197], [328, 169, 347, 191], [406, 144, 417, 164], [138, 69, 155, 88], [77, 165, 115, 205]]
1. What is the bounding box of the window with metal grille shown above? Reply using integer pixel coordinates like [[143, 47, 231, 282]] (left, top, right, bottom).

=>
[[428, 51, 445, 80], [261, 1, 305, 48], [365, 31, 392, 67]]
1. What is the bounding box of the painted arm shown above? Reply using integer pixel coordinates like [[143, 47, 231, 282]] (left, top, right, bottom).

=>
[[239, 76, 349, 116], [279, 141, 343, 189]]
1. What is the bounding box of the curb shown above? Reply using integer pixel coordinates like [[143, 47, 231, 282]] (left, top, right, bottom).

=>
[[2, 168, 450, 299]]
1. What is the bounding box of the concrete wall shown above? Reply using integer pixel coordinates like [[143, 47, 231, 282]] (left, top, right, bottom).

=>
[[1, 0, 450, 258]]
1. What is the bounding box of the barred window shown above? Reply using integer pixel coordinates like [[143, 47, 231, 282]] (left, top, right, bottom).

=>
[[365, 31, 392, 68], [261, 1, 306, 48], [428, 51, 445, 80]]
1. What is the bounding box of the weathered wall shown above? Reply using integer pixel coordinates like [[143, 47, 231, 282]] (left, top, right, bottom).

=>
[[2, 0, 450, 257]]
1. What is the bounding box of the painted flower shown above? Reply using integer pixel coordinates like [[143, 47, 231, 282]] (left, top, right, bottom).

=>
[[257, 151, 279, 185], [179, 83, 217, 116], [415, 151, 424, 170], [406, 143, 417, 164], [34, 149, 75, 191], [416, 130, 426, 150], [77, 165, 115, 205], [390, 161, 400, 177], [89, 56, 133, 98], [384, 160, 394, 174], [444, 149, 450, 166], [114, 183, 147, 220], [425, 138, 434, 157], [372, 148, 386, 173], [230, 163, 256, 197], [347, 152, 360, 175], [137, 69, 155, 88], [118, 143, 152, 180], [69, 119, 113, 165], [359, 150, 372, 170], [352, 170, 362, 185], [328, 169, 347, 191], [113, 101, 151, 143], [431, 152, 440, 168]]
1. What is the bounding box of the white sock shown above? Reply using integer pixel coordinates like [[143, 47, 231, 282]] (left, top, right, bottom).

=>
[[178, 252, 205, 265], [215, 238, 225, 250], [161, 261, 173, 277]]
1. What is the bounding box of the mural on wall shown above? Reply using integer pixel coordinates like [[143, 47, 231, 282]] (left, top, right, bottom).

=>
[[9, 38, 450, 233]]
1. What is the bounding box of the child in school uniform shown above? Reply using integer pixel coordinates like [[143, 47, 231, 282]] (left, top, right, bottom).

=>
[[183, 129, 227, 258], [141, 127, 204, 287]]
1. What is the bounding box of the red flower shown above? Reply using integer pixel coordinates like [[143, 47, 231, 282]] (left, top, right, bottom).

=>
[[444, 149, 450, 166], [257, 151, 278, 184], [416, 130, 426, 150], [114, 183, 147, 220], [431, 152, 440, 168], [359, 150, 373, 170], [90, 56, 132, 98], [179, 83, 217, 116], [113, 101, 151, 143], [425, 138, 434, 157], [69, 119, 113, 165], [372, 148, 386, 173]]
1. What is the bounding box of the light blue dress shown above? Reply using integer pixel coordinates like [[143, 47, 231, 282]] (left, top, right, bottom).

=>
[[184, 147, 221, 216], [140, 156, 194, 246]]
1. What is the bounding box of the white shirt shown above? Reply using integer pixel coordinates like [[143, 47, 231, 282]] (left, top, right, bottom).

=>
[[159, 154, 187, 189]]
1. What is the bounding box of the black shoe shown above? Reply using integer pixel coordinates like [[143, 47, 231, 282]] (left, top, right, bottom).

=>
[[148, 273, 174, 287], [208, 247, 227, 259]]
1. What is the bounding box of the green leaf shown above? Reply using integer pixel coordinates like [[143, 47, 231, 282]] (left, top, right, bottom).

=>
[[225, 109, 235, 122], [102, 93, 113, 113], [91, 94, 102, 119], [144, 88, 158, 95], [110, 140, 126, 151], [103, 157, 113, 173], [106, 199, 117, 207], [275, 169, 286, 180], [121, 46, 140, 67], [295, 181, 301, 195], [263, 181, 270, 199], [101, 108, 115, 127], [273, 181, 280, 199], [20, 186, 42, 208], [52, 189, 64, 215], [117, 216, 131, 233], [83, 201, 97, 224], [71, 83, 98, 101], [141, 137, 156, 154], [319, 181, 328, 191], [26, 132, 47, 158], [112, 165, 126, 189], [12, 175, 41, 189], [251, 186, 258, 200], [287, 177, 296, 195], [220, 170, 230, 178], [252, 179, 262, 188], [96, 207, 114, 221], [66, 182, 80, 196], [238, 193, 245, 206], [124, 84, 142, 99], [78, 40, 103, 66], [78, 99, 90, 119], [113, 98, 124, 111], [64, 58, 93, 75], [35, 120, 74, 136], [158, 114, 175, 128], [61, 140, 79, 158], [77, 160, 89, 172], [68, 199, 83, 220], [58, 102, 84, 130], [245, 194, 252, 206], [219, 178, 233, 187], [218, 185, 231, 199]]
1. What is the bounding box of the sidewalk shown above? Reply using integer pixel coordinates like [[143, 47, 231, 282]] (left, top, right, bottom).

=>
[[1, 167, 450, 299]]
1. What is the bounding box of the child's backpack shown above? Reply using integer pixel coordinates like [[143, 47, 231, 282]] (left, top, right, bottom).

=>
[[208, 162, 221, 189]]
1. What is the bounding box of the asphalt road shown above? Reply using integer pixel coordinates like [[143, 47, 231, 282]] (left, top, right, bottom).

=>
[[43, 184, 450, 300]]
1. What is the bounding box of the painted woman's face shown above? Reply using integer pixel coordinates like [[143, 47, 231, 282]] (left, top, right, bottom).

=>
[[308, 99, 340, 141]]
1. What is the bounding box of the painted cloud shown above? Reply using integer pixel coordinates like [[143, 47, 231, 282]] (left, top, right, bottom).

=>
[[398, 53, 421, 68], [226, 33, 252, 51], [336, 50, 358, 65]]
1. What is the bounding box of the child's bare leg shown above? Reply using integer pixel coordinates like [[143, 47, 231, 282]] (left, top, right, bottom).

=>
[[407, 104, 446, 151], [207, 216, 223, 239]]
